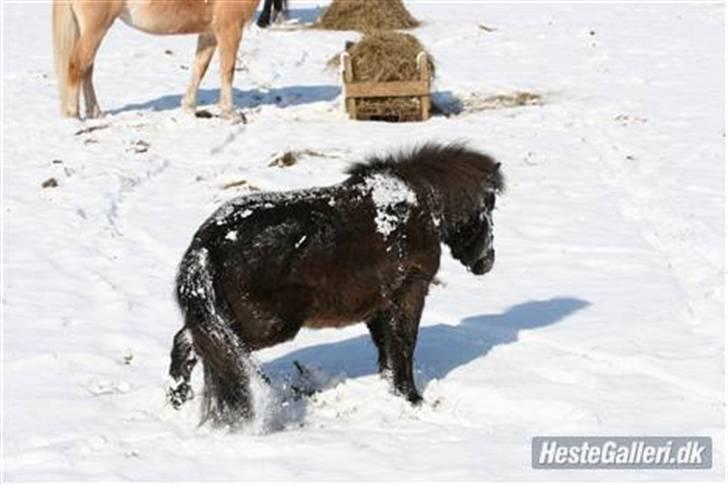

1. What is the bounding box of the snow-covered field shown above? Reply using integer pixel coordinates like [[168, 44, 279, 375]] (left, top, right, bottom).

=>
[[2, 1, 724, 481]]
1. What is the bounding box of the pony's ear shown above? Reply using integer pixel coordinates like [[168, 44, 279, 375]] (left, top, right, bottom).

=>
[[495, 162, 501, 171]]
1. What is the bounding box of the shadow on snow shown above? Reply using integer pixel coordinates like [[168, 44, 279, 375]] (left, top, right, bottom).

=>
[[264, 297, 590, 388], [107, 84, 341, 116], [277, 7, 325, 25]]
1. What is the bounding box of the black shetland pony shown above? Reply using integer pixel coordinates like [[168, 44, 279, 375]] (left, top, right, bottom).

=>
[[257, 0, 288, 27], [168, 142, 505, 426]]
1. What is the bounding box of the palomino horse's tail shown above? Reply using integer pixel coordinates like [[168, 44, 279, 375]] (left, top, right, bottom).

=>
[[174, 246, 255, 426], [52, 1, 78, 113]]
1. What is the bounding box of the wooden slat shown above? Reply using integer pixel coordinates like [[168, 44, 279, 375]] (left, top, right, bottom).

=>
[[341, 52, 356, 119], [341, 49, 433, 121], [345, 80, 430, 99], [417, 52, 431, 121]]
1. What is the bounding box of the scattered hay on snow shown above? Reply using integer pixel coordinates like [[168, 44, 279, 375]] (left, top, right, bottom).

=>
[[434, 91, 545, 116], [41, 177, 59, 189], [268, 149, 340, 168], [221, 179, 260, 191], [268, 151, 299, 168], [466, 91, 544, 110]]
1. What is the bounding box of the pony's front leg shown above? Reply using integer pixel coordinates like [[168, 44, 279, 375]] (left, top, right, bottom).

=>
[[214, 24, 243, 120], [366, 312, 393, 375], [182, 33, 217, 114], [370, 276, 429, 404]]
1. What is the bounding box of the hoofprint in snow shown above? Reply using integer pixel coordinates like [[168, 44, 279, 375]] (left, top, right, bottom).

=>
[[2, 1, 724, 481]]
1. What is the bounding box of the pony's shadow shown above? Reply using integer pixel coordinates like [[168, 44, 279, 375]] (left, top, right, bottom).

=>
[[265, 297, 590, 389], [107, 85, 341, 116]]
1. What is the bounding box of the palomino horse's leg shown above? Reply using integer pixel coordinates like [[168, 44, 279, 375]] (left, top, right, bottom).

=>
[[65, 12, 111, 119], [181, 33, 217, 114], [82, 64, 102, 118], [214, 24, 244, 119]]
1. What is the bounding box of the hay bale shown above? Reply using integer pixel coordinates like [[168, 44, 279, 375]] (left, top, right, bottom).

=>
[[316, 0, 420, 32]]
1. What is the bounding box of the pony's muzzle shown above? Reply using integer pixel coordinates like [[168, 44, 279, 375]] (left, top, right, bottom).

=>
[[471, 249, 495, 275]]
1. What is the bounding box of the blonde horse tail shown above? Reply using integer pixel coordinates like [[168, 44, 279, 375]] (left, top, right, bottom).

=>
[[52, 1, 79, 113]]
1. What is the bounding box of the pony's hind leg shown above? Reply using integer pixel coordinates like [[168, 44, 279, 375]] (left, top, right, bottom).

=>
[[175, 246, 259, 425], [214, 23, 243, 119], [181, 33, 217, 114], [168, 326, 198, 408]]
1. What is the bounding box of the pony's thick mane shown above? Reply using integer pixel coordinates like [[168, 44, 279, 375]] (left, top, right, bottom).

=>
[[347, 142, 504, 231]]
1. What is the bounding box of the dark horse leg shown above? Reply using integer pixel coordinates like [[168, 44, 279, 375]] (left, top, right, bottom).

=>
[[257, 0, 287, 28], [168, 326, 198, 408], [172, 248, 261, 426], [366, 275, 429, 404], [366, 314, 392, 374]]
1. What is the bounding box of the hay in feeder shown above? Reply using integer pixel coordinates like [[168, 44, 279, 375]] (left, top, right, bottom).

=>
[[355, 96, 423, 122], [349, 31, 434, 82], [316, 0, 420, 32], [343, 32, 434, 121]]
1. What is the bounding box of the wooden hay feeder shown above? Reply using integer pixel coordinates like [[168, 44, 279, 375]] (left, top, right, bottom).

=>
[[341, 51, 432, 122]]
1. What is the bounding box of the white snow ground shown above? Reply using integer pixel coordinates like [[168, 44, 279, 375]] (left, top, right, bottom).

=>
[[2, 1, 724, 481]]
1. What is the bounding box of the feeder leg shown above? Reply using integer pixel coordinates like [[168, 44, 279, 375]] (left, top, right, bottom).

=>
[[421, 94, 431, 121], [417, 51, 432, 121], [342, 53, 357, 120]]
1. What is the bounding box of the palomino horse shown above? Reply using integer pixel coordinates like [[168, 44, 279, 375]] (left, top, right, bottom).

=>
[[52, 0, 265, 119], [168, 143, 505, 426]]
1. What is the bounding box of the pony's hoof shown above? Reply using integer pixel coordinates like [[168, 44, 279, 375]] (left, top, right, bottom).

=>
[[409, 394, 424, 406], [404, 390, 423, 406], [167, 382, 193, 409]]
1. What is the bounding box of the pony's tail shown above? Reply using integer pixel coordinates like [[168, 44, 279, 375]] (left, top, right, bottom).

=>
[[175, 247, 255, 427], [52, 1, 79, 114]]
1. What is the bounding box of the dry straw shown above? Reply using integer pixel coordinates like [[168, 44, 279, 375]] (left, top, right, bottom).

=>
[[348, 31, 434, 83], [316, 0, 420, 32], [317, 1, 431, 121]]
